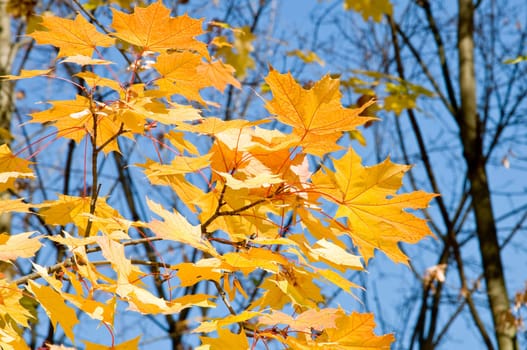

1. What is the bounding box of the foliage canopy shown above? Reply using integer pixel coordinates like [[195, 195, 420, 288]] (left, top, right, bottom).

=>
[[0, 1, 434, 348]]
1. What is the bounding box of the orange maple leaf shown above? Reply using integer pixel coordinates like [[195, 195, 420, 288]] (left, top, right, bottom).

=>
[[312, 148, 436, 264], [265, 68, 375, 137], [29, 95, 123, 153], [111, 0, 208, 56], [322, 312, 395, 349], [29, 14, 114, 58]]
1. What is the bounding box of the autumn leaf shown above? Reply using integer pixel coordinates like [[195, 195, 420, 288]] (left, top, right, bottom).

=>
[[0, 198, 33, 215], [111, 0, 208, 56], [141, 154, 211, 177], [343, 0, 393, 22], [26, 280, 79, 342], [222, 248, 289, 275], [29, 13, 114, 57], [265, 68, 374, 139], [144, 199, 217, 256], [29, 95, 123, 153], [83, 336, 140, 350], [60, 55, 113, 66], [258, 308, 340, 333], [321, 312, 395, 349], [155, 52, 239, 102], [199, 328, 249, 350], [0, 144, 33, 191], [0, 69, 52, 80], [193, 310, 260, 333], [173, 260, 222, 287], [0, 280, 34, 328], [39, 195, 123, 236], [0, 232, 41, 261], [155, 51, 207, 103], [286, 49, 325, 66], [197, 60, 241, 92], [312, 148, 436, 263], [217, 26, 255, 79]]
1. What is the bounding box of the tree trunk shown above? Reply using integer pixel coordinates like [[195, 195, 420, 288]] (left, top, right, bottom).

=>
[[0, 0, 13, 234], [457, 1, 517, 349]]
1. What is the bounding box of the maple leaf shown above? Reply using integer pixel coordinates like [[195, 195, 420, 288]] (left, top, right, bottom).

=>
[[26, 281, 79, 342], [343, 0, 393, 22], [0, 144, 33, 191], [0, 198, 33, 215], [291, 236, 363, 272], [59, 55, 113, 66], [216, 26, 255, 79], [321, 312, 395, 349], [0, 69, 52, 80], [199, 328, 249, 350], [155, 53, 240, 102], [0, 280, 34, 328], [28, 14, 114, 58], [39, 195, 123, 236], [29, 95, 123, 153], [265, 68, 375, 140], [83, 336, 140, 350], [144, 199, 217, 256], [222, 248, 289, 275], [312, 148, 436, 264], [173, 260, 222, 287], [193, 310, 260, 333], [0, 322, 29, 350], [0, 232, 41, 261], [111, 0, 208, 56], [258, 308, 340, 333], [141, 154, 211, 177], [197, 60, 241, 92]]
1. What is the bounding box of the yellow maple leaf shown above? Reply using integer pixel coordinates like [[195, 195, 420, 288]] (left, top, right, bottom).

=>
[[29, 95, 123, 153], [192, 310, 260, 334], [343, 0, 393, 22], [0, 69, 52, 80], [111, 0, 207, 56], [83, 336, 140, 350], [141, 154, 211, 177], [0, 280, 34, 328], [0, 145, 33, 191], [144, 199, 218, 256], [321, 312, 395, 349], [173, 261, 222, 287], [26, 281, 79, 342], [197, 60, 241, 92], [258, 308, 340, 333], [0, 232, 41, 261], [216, 26, 255, 79], [312, 148, 436, 264], [222, 248, 289, 275], [0, 198, 33, 215], [60, 55, 113, 66], [28, 14, 114, 58], [265, 68, 374, 138], [0, 324, 30, 350], [39, 195, 123, 236], [199, 328, 249, 350], [155, 51, 206, 103], [155, 53, 239, 102], [95, 236, 214, 315]]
